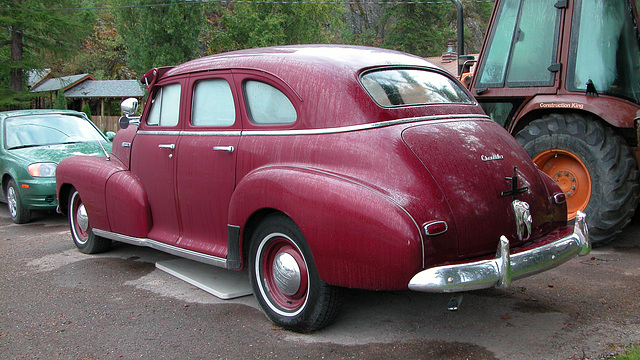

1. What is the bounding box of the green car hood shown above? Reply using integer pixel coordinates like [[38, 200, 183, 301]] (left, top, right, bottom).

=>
[[8, 141, 112, 164]]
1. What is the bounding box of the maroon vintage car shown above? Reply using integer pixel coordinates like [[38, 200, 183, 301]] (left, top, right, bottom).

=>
[[56, 45, 590, 333]]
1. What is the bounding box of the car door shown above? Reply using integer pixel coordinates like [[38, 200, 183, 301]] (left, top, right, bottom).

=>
[[130, 79, 184, 245], [174, 73, 241, 258]]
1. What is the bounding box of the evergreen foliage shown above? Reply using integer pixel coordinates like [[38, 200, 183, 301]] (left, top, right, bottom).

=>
[[209, 0, 344, 53], [114, 0, 210, 76], [0, 0, 94, 109], [0, 0, 497, 111]]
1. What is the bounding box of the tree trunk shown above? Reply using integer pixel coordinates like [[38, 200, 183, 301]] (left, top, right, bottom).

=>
[[10, 26, 24, 92], [9, 0, 24, 92]]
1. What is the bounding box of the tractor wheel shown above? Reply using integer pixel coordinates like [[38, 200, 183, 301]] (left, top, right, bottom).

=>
[[515, 113, 639, 245]]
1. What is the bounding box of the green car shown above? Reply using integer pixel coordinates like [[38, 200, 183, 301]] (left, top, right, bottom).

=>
[[0, 109, 113, 223]]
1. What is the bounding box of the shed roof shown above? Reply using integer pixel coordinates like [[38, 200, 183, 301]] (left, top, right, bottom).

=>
[[64, 80, 145, 98], [30, 74, 94, 93], [27, 69, 51, 88]]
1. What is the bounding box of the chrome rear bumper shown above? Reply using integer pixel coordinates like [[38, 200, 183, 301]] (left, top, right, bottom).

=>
[[408, 211, 590, 293]]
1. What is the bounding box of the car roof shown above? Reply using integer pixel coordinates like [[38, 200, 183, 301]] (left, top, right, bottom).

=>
[[0, 109, 86, 120], [156, 45, 480, 129], [166, 45, 439, 78]]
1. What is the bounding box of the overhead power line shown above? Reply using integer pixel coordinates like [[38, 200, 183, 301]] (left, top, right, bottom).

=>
[[3, 0, 493, 12]]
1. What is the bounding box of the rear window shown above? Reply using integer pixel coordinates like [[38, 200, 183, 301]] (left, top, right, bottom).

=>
[[360, 68, 474, 107]]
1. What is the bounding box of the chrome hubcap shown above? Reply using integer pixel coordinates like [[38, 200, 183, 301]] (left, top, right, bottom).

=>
[[7, 187, 17, 217], [76, 204, 89, 232], [272, 252, 301, 296]]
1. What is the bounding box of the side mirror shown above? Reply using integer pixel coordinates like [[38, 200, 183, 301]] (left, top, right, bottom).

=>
[[121, 98, 138, 116], [119, 98, 141, 129], [118, 115, 130, 129]]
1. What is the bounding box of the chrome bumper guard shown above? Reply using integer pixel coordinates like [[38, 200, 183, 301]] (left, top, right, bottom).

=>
[[408, 211, 590, 293]]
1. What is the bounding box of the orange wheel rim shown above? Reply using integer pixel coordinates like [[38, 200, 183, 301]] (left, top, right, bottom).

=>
[[533, 149, 591, 220]]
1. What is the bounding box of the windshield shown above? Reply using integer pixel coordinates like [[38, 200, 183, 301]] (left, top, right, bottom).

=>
[[567, 0, 640, 104], [360, 68, 474, 107], [4, 114, 106, 150]]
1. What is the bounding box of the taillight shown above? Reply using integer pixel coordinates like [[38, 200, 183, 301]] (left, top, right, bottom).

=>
[[423, 221, 448, 236], [553, 192, 566, 204]]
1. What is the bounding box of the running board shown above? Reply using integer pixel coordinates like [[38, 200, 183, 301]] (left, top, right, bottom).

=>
[[156, 258, 253, 300]]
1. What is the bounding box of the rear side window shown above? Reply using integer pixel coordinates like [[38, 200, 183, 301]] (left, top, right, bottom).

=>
[[192, 79, 236, 126], [360, 68, 474, 107], [244, 80, 297, 124], [147, 83, 181, 127]]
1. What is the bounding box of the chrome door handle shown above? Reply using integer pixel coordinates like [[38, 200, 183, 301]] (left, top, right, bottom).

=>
[[212, 146, 234, 153], [158, 144, 176, 149]]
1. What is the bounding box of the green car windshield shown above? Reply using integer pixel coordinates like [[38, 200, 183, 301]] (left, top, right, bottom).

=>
[[4, 114, 106, 150]]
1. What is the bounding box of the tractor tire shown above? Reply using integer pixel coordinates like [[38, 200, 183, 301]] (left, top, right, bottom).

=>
[[515, 113, 639, 245]]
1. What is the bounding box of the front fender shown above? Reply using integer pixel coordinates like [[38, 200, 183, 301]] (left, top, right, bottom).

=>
[[229, 166, 424, 290], [57, 156, 122, 231], [105, 171, 152, 238]]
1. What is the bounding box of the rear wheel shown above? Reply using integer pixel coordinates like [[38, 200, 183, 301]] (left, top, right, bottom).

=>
[[6, 179, 31, 224], [516, 113, 639, 245], [249, 214, 342, 333], [69, 188, 111, 254]]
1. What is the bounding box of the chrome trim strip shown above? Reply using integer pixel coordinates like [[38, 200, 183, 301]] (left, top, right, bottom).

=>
[[185, 131, 241, 136], [93, 229, 228, 268], [243, 114, 489, 136], [137, 130, 182, 136], [408, 211, 590, 293], [135, 115, 489, 137], [138, 130, 241, 136]]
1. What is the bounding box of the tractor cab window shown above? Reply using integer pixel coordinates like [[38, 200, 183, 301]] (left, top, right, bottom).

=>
[[567, 0, 640, 104], [475, 0, 561, 88]]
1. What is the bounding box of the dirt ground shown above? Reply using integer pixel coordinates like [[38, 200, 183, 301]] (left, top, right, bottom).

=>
[[1, 208, 638, 359]]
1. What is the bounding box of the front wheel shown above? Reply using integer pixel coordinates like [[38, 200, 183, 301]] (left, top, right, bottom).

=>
[[6, 179, 31, 224], [68, 188, 111, 254], [516, 113, 639, 245], [249, 214, 342, 333]]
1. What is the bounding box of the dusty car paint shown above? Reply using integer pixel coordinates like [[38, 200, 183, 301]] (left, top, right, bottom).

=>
[[56, 45, 589, 332]]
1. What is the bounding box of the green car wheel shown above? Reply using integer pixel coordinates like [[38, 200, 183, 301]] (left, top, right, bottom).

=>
[[6, 179, 31, 224]]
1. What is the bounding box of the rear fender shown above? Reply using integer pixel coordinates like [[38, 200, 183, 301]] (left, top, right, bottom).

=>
[[229, 166, 424, 290]]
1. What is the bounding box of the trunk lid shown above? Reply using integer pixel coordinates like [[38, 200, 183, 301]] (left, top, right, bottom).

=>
[[402, 119, 555, 258]]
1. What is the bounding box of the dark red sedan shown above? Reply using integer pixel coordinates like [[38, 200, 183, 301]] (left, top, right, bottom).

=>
[[56, 45, 590, 333]]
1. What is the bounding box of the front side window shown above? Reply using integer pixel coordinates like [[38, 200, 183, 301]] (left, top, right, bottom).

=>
[[192, 79, 236, 126], [360, 68, 474, 107], [475, 0, 561, 88], [244, 81, 297, 125], [147, 83, 181, 127], [567, 0, 640, 104]]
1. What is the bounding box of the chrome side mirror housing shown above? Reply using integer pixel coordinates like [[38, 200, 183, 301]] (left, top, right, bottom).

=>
[[119, 98, 141, 129], [121, 98, 138, 115]]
